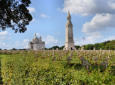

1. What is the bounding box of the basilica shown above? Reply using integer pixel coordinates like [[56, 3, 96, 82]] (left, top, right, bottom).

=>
[[29, 34, 45, 50]]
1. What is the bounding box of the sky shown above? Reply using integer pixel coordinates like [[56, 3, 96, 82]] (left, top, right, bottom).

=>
[[1, 0, 115, 49]]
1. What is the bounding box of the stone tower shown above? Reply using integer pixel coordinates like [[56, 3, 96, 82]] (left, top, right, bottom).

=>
[[64, 11, 76, 50]]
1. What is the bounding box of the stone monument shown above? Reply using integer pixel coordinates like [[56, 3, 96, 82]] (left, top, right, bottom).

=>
[[64, 11, 76, 50], [29, 33, 45, 50]]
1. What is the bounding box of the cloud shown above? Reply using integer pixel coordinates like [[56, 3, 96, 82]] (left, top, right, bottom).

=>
[[63, 0, 115, 15], [0, 31, 8, 36], [0, 31, 8, 40], [103, 36, 115, 41], [0, 31, 29, 49], [81, 13, 115, 45], [13, 39, 30, 49], [23, 39, 30, 49], [109, 1, 115, 9], [39, 13, 49, 18], [75, 32, 102, 45], [0, 42, 6, 48], [0, 31, 9, 49], [43, 35, 59, 47], [28, 7, 36, 13], [82, 14, 115, 34]]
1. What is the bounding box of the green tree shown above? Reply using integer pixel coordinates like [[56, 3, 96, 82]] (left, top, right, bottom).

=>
[[49, 46, 60, 50], [0, 0, 32, 33], [75, 45, 80, 50], [84, 44, 94, 50]]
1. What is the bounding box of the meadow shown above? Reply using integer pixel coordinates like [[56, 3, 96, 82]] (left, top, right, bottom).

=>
[[0, 50, 115, 85]]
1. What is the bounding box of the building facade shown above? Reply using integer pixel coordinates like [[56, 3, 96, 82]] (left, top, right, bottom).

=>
[[29, 34, 45, 50]]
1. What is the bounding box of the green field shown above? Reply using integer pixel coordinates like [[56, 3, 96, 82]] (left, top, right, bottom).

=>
[[0, 50, 115, 85]]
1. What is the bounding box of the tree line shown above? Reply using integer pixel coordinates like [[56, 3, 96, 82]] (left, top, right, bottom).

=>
[[48, 40, 115, 50]]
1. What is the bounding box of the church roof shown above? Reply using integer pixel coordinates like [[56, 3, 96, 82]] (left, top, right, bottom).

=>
[[30, 33, 45, 44]]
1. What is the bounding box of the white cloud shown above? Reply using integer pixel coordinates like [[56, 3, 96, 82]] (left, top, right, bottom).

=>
[[63, 0, 115, 15], [103, 36, 115, 41], [0, 42, 6, 47], [23, 39, 30, 49], [109, 1, 115, 9], [0, 31, 30, 49], [13, 39, 30, 49], [82, 14, 115, 34], [0, 31, 8, 40], [0, 31, 8, 36], [39, 13, 49, 18], [0, 31, 9, 49], [43, 35, 59, 47], [75, 32, 102, 45], [28, 7, 36, 13]]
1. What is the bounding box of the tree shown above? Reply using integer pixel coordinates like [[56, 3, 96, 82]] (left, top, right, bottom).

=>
[[49, 46, 60, 50], [75, 45, 80, 50], [0, 0, 32, 33], [84, 44, 94, 50]]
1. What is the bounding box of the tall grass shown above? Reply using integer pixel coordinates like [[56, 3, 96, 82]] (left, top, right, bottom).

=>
[[0, 50, 115, 85]]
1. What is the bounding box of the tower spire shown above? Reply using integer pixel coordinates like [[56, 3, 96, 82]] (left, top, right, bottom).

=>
[[67, 11, 71, 20]]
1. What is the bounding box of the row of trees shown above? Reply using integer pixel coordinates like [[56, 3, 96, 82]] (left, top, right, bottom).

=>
[[84, 40, 115, 50], [48, 40, 115, 50]]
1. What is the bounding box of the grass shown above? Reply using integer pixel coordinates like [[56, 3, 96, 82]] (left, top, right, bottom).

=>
[[0, 50, 115, 85]]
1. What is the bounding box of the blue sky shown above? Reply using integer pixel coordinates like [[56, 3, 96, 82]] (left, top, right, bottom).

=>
[[1, 0, 115, 49]]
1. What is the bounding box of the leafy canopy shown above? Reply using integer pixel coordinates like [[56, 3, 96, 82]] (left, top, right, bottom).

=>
[[0, 0, 32, 33]]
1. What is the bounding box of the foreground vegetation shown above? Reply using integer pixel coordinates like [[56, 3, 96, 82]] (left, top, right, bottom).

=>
[[0, 50, 115, 85]]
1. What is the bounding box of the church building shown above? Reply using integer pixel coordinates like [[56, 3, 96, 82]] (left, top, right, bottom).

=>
[[29, 34, 45, 50]]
